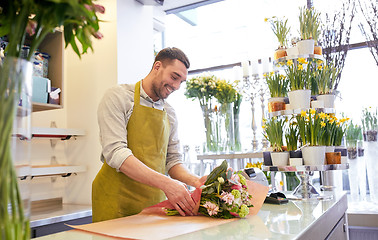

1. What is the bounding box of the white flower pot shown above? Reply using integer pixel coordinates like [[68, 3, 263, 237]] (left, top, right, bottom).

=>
[[317, 94, 335, 108], [288, 89, 311, 110], [302, 146, 326, 166], [297, 39, 315, 55], [271, 152, 289, 166], [286, 46, 299, 57], [311, 100, 324, 109], [325, 146, 335, 153], [289, 158, 303, 166]]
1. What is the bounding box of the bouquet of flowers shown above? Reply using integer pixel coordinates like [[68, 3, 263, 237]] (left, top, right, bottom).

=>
[[166, 160, 253, 219]]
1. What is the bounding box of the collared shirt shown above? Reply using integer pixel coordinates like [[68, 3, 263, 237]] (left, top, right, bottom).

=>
[[97, 82, 183, 172]]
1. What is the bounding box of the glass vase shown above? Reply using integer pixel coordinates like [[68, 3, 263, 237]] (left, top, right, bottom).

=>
[[233, 111, 241, 152], [201, 102, 218, 154], [284, 172, 300, 191], [346, 139, 359, 202], [364, 130, 378, 203], [1, 57, 32, 239], [218, 103, 234, 153]]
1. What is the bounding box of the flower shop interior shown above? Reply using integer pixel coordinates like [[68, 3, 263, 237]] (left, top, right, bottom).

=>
[[2, 0, 378, 239]]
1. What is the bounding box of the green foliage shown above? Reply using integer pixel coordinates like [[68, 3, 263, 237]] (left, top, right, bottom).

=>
[[266, 16, 291, 48], [264, 71, 289, 98], [361, 107, 378, 132], [299, 6, 321, 42], [263, 117, 286, 152], [314, 61, 340, 95], [285, 119, 299, 151], [0, 0, 104, 60], [284, 58, 312, 91]]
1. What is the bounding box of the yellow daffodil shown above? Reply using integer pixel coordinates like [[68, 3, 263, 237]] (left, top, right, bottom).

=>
[[319, 112, 327, 119], [310, 109, 316, 115], [329, 118, 335, 124], [317, 65, 323, 70], [269, 71, 274, 77], [287, 59, 293, 66], [262, 118, 267, 123], [321, 121, 326, 127], [264, 17, 268, 22], [301, 110, 307, 117], [263, 72, 268, 78], [262, 125, 266, 129], [298, 64, 304, 70], [298, 58, 308, 64], [317, 60, 323, 65]]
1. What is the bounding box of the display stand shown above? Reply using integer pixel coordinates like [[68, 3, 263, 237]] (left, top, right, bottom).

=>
[[263, 164, 349, 200]]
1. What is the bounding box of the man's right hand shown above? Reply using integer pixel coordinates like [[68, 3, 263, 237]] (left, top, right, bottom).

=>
[[162, 179, 197, 216]]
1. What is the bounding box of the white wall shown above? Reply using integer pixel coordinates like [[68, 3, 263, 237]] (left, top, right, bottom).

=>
[[117, 0, 155, 84]]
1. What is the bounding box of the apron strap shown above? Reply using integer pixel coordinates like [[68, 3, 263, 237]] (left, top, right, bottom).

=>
[[134, 81, 141, 106]]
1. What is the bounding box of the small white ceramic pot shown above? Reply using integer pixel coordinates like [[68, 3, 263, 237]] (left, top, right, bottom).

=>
[[288, 89, 311, 110], [297, 39, 315, 55], [271, 152, 289, 166], [302, 146, 326, 166], [311, 100, 324, 109], [289, 158, 303, 166], [286, 46, 299, 56], [317, 94, 335, 108]]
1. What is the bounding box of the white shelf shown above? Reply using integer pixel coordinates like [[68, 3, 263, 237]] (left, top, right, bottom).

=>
[[268, 108, 336, 118], [12, 127, 85, 140], [16, 165, 86, 179]]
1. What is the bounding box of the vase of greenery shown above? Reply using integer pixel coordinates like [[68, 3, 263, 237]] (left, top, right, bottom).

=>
[[185, 75, 219, 153], [263, 117, 288, 166], [315, 61, 340, 109], [265, 71, 288, 113], [215, 79, 237, 153], [285, 58, 312, 110], [233, 91, 242, 152], [361, 107, 378, 203], [297, 7, 321, 55], [0, 1, 104, 239], [285, 119, 303, 166], [265, 16, 291, 60]]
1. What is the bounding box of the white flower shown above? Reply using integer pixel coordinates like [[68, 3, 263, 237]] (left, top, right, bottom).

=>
[[200, 88, 206, 92], [217, 177, 224, 184], [220, 191, 234, 205], [203, 201, 219, 216]]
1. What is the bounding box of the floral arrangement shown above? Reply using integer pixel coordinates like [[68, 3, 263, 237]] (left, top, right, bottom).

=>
[[264, 71, 289, 98], [346, 121, 362, 147], [166, 160, 253, 219], [284, 58, 312, 91], [184, 74, 218, 107], [262, 117, 286, 152], [299, 6, 321, 42], [265, 16, 291, 48], [361, 107, 378, 142], [314, 61, 340, 95]]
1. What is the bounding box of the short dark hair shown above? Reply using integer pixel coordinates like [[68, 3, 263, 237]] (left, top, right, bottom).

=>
[[154, 47, 190, 69]]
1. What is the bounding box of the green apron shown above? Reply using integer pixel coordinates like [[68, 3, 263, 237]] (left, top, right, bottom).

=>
[[92, 81, 170, 222]]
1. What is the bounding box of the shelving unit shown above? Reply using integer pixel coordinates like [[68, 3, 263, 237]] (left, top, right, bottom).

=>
[[268, 107, 336, 118], [12, 127, 85, 140], [17, 165, 86, 180], [274, 54, 326, 65]]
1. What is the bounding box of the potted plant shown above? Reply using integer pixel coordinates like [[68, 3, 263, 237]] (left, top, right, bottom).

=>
[[315, 61, 340, 108], [333, 115, 350, 164], [361, 107, 378, 142], [285, 58, 312, 109], [265, 16, 291, 60], [298, 7, 321, 55], [346, 121, 362, 160], [0, 1, 104, 238], [265, 71, 288, 113], [285, 118, 303, 166], [263, 117, 289, 166], [296, 109, 327, 165], [286, 37, 300, 57]]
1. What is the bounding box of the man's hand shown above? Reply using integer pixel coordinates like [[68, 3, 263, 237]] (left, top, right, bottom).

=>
[[162, 179, 196, 216]]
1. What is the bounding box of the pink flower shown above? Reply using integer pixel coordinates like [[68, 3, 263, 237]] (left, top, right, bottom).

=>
[[93, 31, 103, 39], [230, 211, 239, 217], [93, 4, 105, 14], [26, 20, 37, 36], [220, 191, 235, 205], [203, 201, 219, 216], [231, 184, 242, 191]]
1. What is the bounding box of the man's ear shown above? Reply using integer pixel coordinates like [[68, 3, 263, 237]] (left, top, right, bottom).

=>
[[153, 61, 162, 71]]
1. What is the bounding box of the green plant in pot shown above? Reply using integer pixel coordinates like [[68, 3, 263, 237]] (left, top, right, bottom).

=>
[[315, 61, 340, 108], [285, 119, 301, 158], [298, 7, 321, 55], [263, 117, 289, 166], [346, 121, 362, 159], [0, 1, 104, 239], [265, 16, 291, 59], [361, 107, 378, 142], [265, 71, 288, 113]]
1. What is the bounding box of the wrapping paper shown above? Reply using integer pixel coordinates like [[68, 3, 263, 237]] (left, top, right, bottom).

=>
[[69, 180, 269, 239]]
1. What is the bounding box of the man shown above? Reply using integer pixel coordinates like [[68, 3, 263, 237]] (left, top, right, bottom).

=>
[[92, 47, 202, 222]]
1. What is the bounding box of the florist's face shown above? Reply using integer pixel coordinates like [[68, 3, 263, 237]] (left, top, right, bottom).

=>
[[151, 59, 188, 101]]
